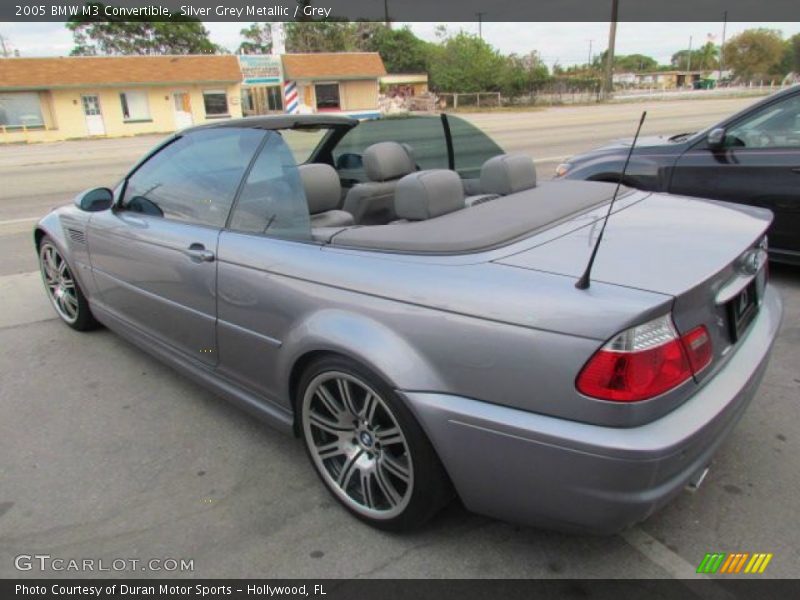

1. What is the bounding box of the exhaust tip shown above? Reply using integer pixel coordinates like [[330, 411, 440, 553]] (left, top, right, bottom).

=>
[[686, 466, 710, 493]]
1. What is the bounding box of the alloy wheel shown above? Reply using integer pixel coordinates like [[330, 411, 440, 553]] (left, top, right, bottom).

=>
[[302, 371, 414, 519], [39, 242, 79, 324]]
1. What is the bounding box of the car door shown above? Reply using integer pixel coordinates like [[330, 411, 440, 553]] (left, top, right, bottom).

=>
[[88, 127, 266, 366], [669, 91, 800, 255], [216, 131, 313, 402]]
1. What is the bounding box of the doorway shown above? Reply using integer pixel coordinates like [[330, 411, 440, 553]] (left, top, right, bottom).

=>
[[81, 95, 105, 136], [173, 92, 193, 130]]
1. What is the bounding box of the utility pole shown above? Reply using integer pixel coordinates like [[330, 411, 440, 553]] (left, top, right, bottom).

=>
[[0, 33, 10, 58], [687, 35, 693, 73], [476, 12, 486, 40], [603, 0, 619, 97], [719, 10, 728, 81], [588, 39, 593, 66]]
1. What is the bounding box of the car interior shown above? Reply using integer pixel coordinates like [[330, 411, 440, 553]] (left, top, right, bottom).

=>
[[294, 137, 620, 253]]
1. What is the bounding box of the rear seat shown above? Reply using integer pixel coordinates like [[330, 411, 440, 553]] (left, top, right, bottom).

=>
[[394, 170, 467, 222], [297, 163, 354, 228], [462, 154, 540, 207]]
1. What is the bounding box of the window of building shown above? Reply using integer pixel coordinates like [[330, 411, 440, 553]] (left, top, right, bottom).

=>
[[228, 132, 311, 241], [0, 92, 45, 128], [315, 83, 341, 111], [119, 91, 151, 122], [122, 128, 265, 228], [203, 90, 230, 117]]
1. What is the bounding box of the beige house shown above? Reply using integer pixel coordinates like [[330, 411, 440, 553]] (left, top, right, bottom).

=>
[[0, 55, 243, 144], [281, 52, 386, 118]]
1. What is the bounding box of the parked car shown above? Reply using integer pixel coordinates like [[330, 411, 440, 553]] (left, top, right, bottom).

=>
[[34, 114, 781, 533], [555, 85, 800, 264]]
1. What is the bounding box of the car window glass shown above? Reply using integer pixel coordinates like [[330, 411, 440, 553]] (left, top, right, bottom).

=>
[[447, 115, 505, 179], [726, 95, 800, 149], [333, 116, 448, 181], [122, 128, 265, 227], [228, 131, 312, 241], [281, 127, 332, 163]]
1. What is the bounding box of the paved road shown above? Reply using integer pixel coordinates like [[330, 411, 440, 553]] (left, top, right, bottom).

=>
[[1, 96, 798, 580]]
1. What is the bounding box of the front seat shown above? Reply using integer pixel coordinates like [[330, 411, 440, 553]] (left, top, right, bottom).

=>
[[394, 170, 466, 222], [479, 153, 538, 196], [342, 141, 416, 225], [297, 163, 354, 228]]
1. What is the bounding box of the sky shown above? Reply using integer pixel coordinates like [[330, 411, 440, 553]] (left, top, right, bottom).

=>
[[1, 21, 799, 68]]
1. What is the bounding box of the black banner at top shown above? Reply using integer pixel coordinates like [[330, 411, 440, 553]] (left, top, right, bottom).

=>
[[3, 0, 800, 23]]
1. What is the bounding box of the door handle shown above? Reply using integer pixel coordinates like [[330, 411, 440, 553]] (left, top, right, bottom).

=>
[[185, 244, 215, 262], [791, 167, 800, 174]]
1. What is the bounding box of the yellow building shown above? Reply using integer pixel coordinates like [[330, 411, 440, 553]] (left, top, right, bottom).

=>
[[0, 55, 243, 144], [281, 52, 386, 119]]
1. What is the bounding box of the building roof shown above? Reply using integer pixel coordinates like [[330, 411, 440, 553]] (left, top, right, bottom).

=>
[[282, 52, 387, 80], [0, 55, 241, 90]]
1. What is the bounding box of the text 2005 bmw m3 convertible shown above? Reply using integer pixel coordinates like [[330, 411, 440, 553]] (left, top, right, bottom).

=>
[[35, 114, 782, 533]]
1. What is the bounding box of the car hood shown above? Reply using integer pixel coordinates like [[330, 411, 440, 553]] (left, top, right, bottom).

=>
[[572, 135, 678, 159], [495, 192, 772, 296]]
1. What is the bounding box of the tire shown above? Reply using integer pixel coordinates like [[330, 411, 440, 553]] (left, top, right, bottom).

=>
[[297, 354, 452, 531], [38, 235, 99, 331]]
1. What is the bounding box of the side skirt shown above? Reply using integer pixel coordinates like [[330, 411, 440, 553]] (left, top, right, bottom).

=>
[[90, 301, 296, 436]]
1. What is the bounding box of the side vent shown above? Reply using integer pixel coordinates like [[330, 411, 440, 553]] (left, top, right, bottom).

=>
[[67, 228, 86, 245]]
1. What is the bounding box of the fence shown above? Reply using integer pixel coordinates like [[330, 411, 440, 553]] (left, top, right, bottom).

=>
[[436, 92, 502, 110]]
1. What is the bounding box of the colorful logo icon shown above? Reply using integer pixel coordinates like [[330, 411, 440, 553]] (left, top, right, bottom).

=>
[[697, 552, 773, 574]]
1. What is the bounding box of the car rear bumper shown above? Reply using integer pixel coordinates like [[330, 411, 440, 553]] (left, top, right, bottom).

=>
[[402, 285, 782, 534]]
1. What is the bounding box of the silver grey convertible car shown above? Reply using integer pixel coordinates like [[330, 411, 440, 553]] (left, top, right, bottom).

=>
[[35, 114, 782, 533]]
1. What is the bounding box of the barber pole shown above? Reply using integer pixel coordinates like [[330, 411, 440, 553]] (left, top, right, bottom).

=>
[[284, 81, 299, 114]]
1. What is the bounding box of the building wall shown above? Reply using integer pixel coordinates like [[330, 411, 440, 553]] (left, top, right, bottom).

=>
[[1, 83, 242, 144], [340, 79, 378, 111]]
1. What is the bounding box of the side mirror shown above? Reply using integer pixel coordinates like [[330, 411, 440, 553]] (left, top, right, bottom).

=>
[[707, 127, 726, 149], [336, 153, 363, 170], [73, 187, 113, 212]]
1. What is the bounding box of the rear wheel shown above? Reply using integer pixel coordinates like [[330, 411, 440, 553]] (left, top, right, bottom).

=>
[[298, 355, 451, 531], [38, 236, 99, 331]]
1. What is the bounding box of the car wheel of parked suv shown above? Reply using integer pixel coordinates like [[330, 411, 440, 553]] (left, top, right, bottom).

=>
[[38, 235, 99, 331], [298, 355, 451, 531]]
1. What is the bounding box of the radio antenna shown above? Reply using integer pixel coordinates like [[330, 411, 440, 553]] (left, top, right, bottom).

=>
[[575, 110, 647, 290]]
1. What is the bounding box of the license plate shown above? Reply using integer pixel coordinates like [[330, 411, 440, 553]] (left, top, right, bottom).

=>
[[727, 282, 758, 342]]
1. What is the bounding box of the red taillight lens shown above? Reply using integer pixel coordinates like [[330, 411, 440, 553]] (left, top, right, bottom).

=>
[[680, 325, 712, 374], [577, 314, 712, 402]]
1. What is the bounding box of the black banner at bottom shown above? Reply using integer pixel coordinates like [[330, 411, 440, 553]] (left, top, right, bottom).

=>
[[4, 579, 800, 600]]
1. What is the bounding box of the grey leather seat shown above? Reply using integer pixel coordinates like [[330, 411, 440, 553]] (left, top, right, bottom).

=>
[[479, 153, 537, 195], [394, 170, 466, 221], [342, 142, 416, 225], [297, 163, 354, 228]]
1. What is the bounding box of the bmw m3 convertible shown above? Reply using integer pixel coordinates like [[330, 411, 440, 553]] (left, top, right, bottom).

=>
[[35, 114, 782, 533]]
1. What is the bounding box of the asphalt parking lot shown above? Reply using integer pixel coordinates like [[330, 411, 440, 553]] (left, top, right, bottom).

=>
[[1, 97, 798, 580]]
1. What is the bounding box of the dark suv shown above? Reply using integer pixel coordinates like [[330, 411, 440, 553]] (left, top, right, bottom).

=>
[[556, 85, 800, 264]]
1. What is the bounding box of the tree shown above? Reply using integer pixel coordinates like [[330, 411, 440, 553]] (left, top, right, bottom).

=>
[[283, 20, 383, 53], [499, 52, 550, 96], [67, 3, 219, 55], [238, 23, 272, 55], [427, 32, 506, 92], [671, 42, 719, 71], [723, 28, 786, 81], [593, 50, 659, 72], [782, 33, 800, 75], [364, 26, 431, 73]]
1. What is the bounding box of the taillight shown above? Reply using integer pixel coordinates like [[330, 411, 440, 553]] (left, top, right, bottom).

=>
[[681, 325, 712, 374], [577, 314, 713, 402]]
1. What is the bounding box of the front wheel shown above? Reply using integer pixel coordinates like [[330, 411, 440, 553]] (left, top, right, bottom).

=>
[[298, 355, 451, 531], [38, 236, 99, 331]]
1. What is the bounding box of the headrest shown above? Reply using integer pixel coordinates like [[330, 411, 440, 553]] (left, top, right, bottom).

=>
[[298, 163, 341, 214], [363, 141, 416, 182], [394, 170, 465, 221], [480, 153, 537, 195]]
